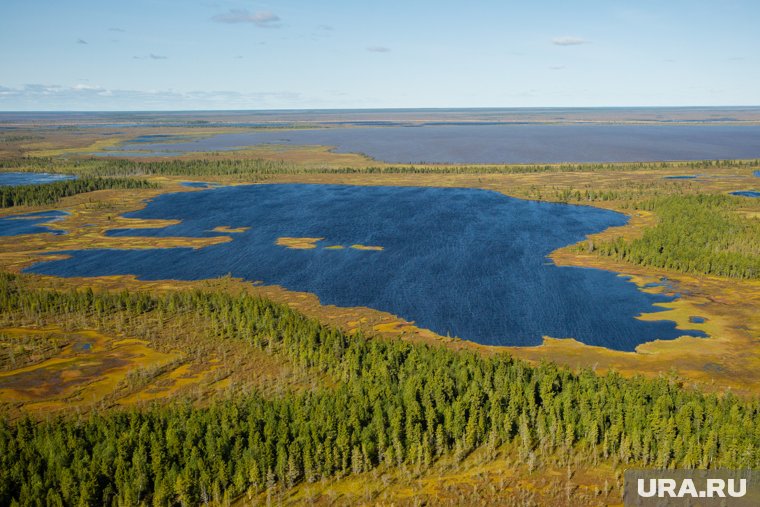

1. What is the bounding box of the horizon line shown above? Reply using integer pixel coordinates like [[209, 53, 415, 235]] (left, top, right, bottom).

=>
[[2, 105, 760, 114]]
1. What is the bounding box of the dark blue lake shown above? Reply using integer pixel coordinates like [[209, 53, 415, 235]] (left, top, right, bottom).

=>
[[731, 190, 760, 198], [0, 210, 69, 236], [107, 124, 760, 164], [0, 172, 75, 186], [25, 184, 705, 350]]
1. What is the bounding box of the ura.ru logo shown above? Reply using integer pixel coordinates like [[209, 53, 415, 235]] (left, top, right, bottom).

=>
[[637, 478, 747, 498]]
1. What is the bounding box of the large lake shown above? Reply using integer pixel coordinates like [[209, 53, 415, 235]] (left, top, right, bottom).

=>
[[26, 184, 704, 350], [109, 124, 760, 164]]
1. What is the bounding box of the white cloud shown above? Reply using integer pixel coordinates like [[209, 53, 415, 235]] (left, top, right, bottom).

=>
[[212, 9, 281, 28], [0, 83, 303, 110], [132, 54, 169, 60], [367, 46, 390, 53], [72, 83, 102, 91], [551, 36, 588, 46]]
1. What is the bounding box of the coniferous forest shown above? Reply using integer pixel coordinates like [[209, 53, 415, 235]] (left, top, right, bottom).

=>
[[0, 177, 156, 208], [1, 156, 757, 178], [596, 194, 760, 279], [0, 273, 758, 505]]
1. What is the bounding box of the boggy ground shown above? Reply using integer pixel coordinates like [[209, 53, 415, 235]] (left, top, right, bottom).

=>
[[1, 152, 759, 400], [0, 275, 330, 419], [241, 442, 623, 507]]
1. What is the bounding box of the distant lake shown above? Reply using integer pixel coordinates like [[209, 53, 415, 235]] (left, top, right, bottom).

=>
[[0, 172, 76, 186], [108, 124, 760, 163], [27, 184, 704, 350]]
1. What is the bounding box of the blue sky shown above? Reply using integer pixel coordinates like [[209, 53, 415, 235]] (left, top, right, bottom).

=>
[[0, 0, 758, 110]]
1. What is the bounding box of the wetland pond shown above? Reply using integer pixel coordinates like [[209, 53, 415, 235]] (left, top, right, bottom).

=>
[[107, 124, 760, 164], [0, 172, 75, 186], [26, 184, 706, 350], [731, 190, 760, 198], [0, 210, 69, 236]]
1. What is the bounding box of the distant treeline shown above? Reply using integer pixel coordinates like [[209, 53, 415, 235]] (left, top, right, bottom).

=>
[[2, 156, 759, 177], [0, 177, 157, 208], [595, 194, 760, 279], [528, 182, 689, 203], [1, 273, 758, 505]]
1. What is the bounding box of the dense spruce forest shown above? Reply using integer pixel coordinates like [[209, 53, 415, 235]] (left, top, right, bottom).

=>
[[1, 156, 758, 178], [1, 273, 758, 506], [595, 194, 760, 279], [0, 177, 156, 208]]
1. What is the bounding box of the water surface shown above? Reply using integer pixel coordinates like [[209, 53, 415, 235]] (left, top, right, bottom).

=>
[[0, 210, 69, 236], [731, 190, 760, 198], [107, 124, 760, 164], [26, 184, 705, 350], [0, 172, 75, 186], [180, 181, 223, 188]]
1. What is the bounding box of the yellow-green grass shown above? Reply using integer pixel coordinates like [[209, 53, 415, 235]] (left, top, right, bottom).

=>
[[0, 327, 178, 410], [238, 441, 623, 506], [5, 126, 259, 159], [0, 305, 332, 417], [162, 144, 379, 169], [115, 360, 223, 406], [350, 244, 384, 251], [276, 236, 325, 249], [213, 225, 250, 233], [275, 237, 384, 251], [26, 137, 126, 157]]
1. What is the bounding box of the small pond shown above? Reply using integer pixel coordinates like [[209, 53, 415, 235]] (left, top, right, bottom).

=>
[[0, 210, 69, 236]]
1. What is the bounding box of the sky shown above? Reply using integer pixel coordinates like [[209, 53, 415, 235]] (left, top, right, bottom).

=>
[[0, 0, 758, 110]]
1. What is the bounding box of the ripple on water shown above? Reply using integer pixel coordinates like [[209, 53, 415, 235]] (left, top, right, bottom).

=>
[[0, 210, 69, 236], [0, 172, 75, 187], [25, 184, 707, 350]]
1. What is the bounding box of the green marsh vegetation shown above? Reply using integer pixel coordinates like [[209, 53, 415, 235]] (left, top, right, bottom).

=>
[[0, 273, 758, 505]]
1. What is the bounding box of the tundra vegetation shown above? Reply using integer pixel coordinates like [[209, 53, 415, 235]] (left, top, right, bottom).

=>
[[0, 273, 758, 506], [0, 151, 759, 505]]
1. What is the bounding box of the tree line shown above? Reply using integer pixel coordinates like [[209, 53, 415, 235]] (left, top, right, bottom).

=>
[[595, 194, 760, 279], [0, 273, 758, 506], [2, 156, 758, 178], [0, 177, 156, 208]]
